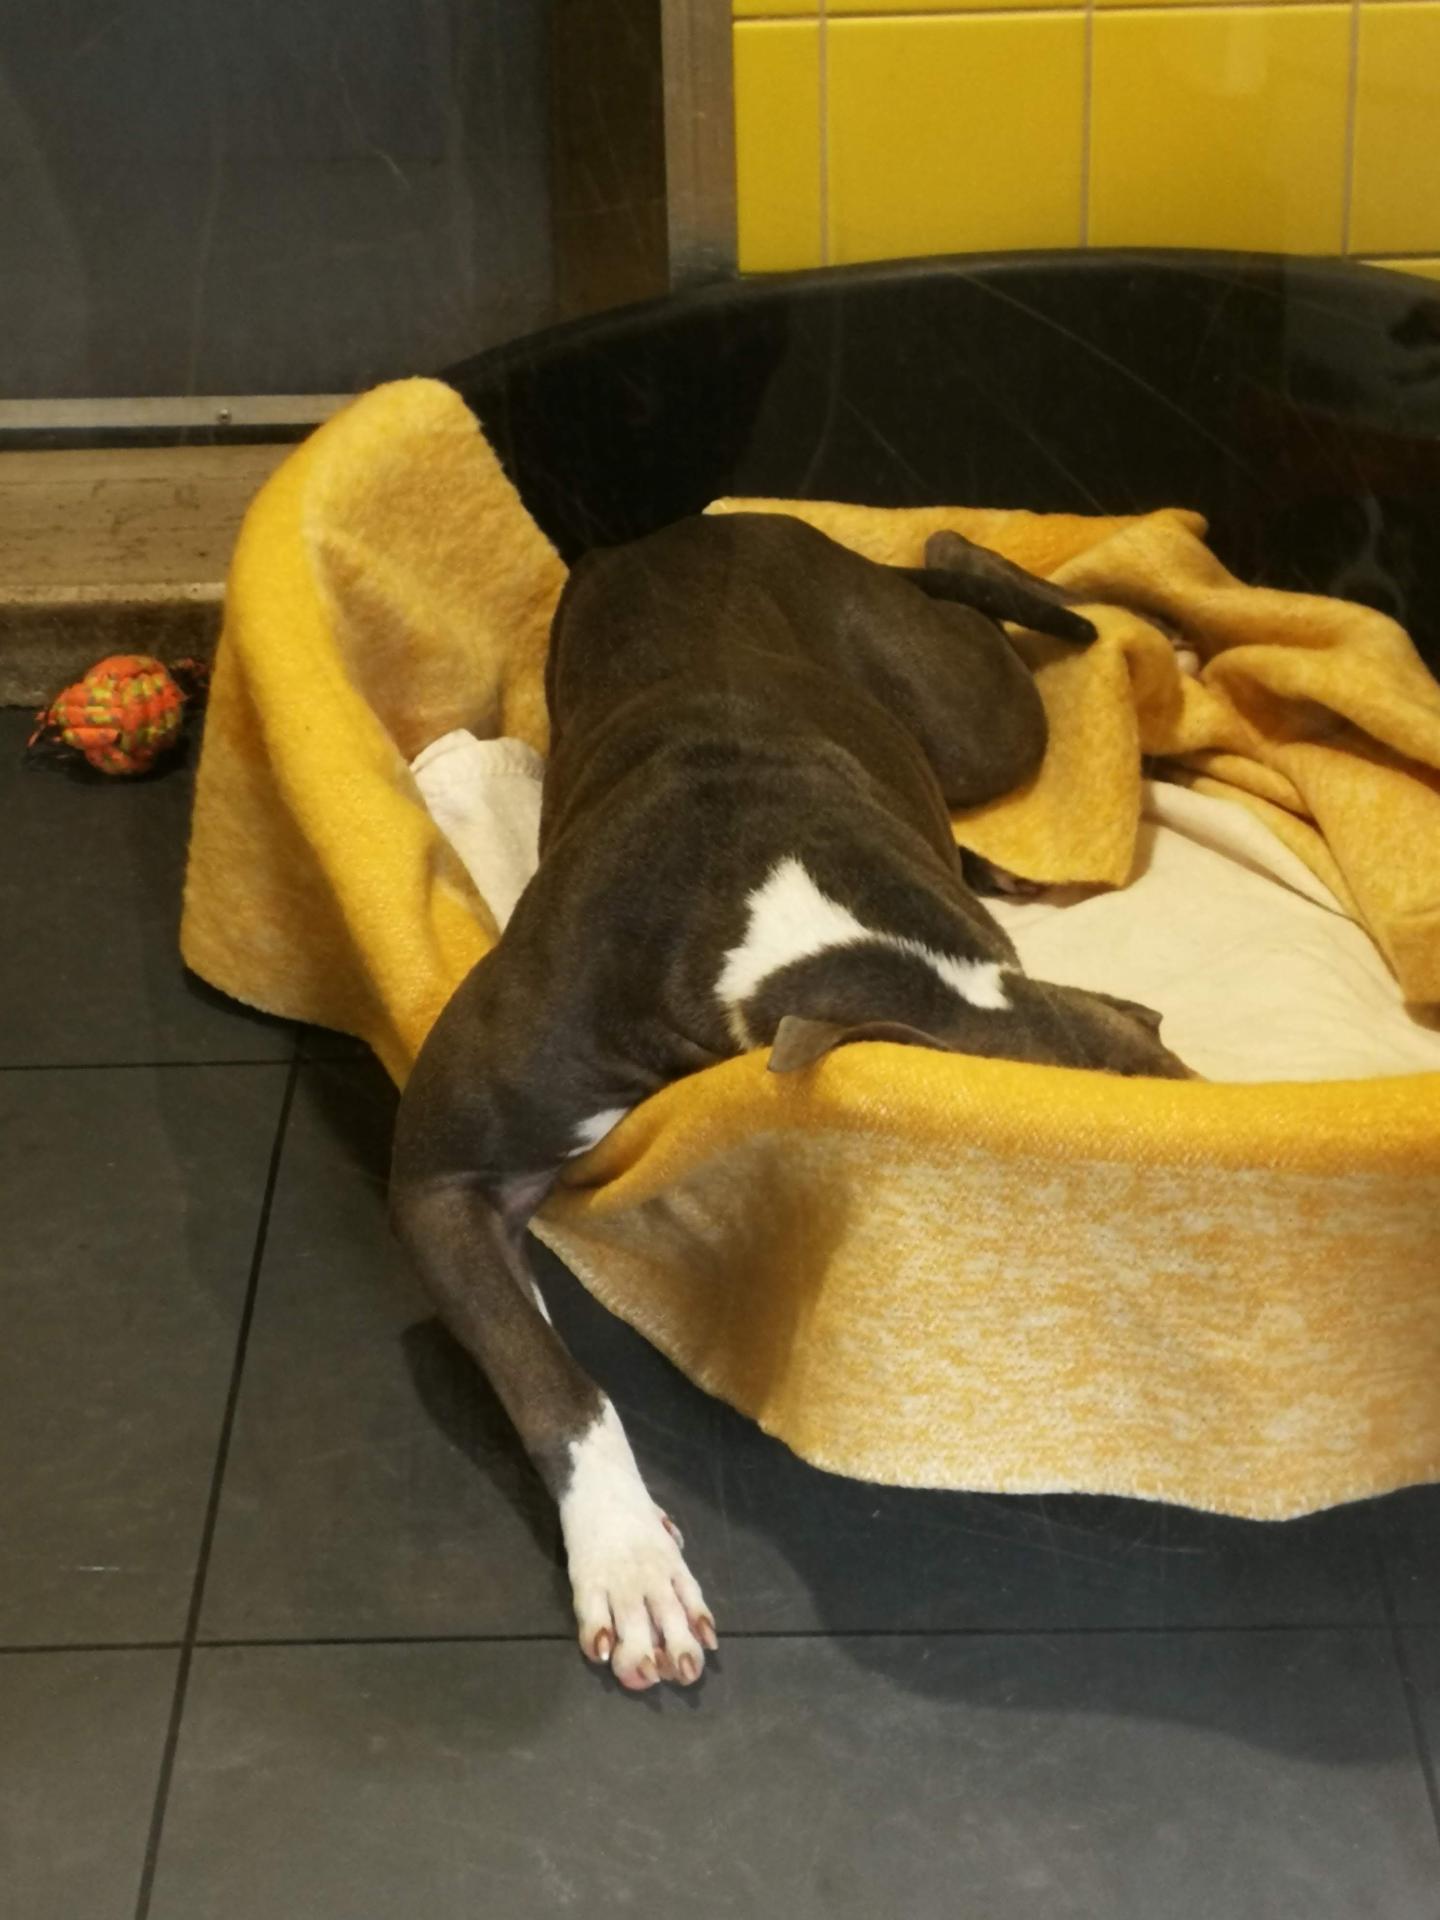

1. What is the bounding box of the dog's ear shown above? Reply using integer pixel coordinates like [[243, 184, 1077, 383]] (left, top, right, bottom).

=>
[[767, 1015, 952, 1073], [1082, 990, 1166, 1034]]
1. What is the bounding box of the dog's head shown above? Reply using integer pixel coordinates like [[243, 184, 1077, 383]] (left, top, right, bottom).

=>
[[757, 943, 1197, 1081]]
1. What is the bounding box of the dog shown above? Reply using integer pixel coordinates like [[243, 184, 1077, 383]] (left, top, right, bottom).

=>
[[391, 512, 1193, 1692]]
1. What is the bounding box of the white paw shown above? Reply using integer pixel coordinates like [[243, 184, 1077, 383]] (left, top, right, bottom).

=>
[[559, 1403, 717, 1691], [570, 1504, 716, 1690]]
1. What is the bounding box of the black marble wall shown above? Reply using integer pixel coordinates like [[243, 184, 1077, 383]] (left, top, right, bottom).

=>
[[0, 0, 558, 397]]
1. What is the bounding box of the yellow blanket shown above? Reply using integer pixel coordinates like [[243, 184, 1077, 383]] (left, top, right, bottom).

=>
[[183, 377, 1440, 1519]]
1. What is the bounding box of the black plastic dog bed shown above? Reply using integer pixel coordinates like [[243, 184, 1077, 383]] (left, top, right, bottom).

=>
[[446, 249, 1440, 678]]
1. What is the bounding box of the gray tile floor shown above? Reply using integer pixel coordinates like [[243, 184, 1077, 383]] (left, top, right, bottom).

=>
[[3, 706, 1440, 1918]]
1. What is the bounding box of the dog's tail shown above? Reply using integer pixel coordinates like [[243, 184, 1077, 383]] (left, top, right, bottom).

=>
[[903, 528, 1096, 646]]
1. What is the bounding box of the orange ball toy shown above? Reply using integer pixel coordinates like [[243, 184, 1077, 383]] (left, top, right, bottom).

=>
[[28, 654, 209, 776]]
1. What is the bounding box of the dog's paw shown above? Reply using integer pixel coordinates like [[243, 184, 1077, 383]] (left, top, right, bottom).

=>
[[559, 1403, 716, 1691], [569, 1505, 717, 1691]]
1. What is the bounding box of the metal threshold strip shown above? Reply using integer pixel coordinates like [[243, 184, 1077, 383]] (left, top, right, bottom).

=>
[[0, 395, 350, 437]]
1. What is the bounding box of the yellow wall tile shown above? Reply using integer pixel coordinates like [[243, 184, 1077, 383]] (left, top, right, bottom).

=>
[[1362, 257, 1440, 282], [1090, 8, 1350, 253], [734, 0, 815, 17], [1351, 6, 1440, 255], [828, 0, 1064, 12], [734, 21, 822, 272], [1097, 0, 1314, 8], [826, 16, 1086, 265]]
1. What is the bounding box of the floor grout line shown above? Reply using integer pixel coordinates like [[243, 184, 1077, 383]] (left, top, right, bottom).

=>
[[3, 1617, 1424, 1658], [199, 1621, 1406, 1642], [130, 1043, 302, 1920], [0, 1642, 187, 1657], [95, 1619, 1424, 1653], [1375, 1546, 1440, 1864]]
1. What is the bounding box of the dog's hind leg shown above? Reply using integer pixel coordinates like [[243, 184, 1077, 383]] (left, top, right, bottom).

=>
[[870, 595, 1051, 809]]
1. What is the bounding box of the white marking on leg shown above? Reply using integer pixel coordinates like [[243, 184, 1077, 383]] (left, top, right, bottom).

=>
[[560, 1399, 714, 1690], [716, 855, 1009, 1042], [566, 1106, 630, 1159], [930, 950, 1009, 1008]]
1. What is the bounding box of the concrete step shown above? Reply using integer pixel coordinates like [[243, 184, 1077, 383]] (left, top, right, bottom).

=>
[[0, 443, 290, 706]]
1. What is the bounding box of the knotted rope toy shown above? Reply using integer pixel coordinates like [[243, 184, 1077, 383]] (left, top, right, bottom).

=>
[[27, 654, 210, 776]]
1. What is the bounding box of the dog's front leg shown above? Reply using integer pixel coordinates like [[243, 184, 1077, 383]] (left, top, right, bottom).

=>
[[390, 1170, 716, 1689]]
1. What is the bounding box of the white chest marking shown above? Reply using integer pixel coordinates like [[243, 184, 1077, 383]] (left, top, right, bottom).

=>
[[567, 1106, 630, 1159], [716, 856, 1010, 1045]]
